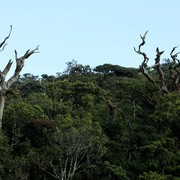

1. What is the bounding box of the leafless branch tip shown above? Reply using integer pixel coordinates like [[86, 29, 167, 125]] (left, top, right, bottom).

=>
[[0, 25, 12, 51]]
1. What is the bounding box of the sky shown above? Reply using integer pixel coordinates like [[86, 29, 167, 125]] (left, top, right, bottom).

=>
[[1, 0, 180, 77]]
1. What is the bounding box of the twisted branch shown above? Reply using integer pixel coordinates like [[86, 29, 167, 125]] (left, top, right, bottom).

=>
[[134, 31, 155, 84], [154, 48, 168, 93], [134, 31, 169, 93], [170, 46, 180, 90]]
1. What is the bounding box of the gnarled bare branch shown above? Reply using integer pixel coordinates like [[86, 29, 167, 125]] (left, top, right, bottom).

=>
[[134, 32, 170, 93], [153, 47, 168, 93], [134, 31, 149, 63], [0, 60, 13, 86], [0, 25, 12, 52], [134, 31, 155, 84], [169, 46, 180, 90], [2, 59, 13, 75], [0, 26, 39, 130], [170, 46, 180, 69], [6, 46, 39, 88]]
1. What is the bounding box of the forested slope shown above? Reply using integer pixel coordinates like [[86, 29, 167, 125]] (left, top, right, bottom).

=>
[[0, 61, 179, 180]]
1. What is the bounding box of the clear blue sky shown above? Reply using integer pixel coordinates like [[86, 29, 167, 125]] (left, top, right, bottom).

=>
[[1, 0, 180, 77]]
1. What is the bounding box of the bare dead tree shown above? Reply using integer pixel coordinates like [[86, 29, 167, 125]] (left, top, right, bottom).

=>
[[169, 46, 180, 91], [134, 31, 180, 93], [134, 31, 156, 84], [0, 26, 39, 130]]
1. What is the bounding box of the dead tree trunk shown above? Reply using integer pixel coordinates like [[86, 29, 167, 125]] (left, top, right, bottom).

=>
[[134, 31, 180, 93], [0, 26, 39, 130]]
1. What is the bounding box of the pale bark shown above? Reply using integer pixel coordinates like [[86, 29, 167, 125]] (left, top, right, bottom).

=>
[[0, 26, 39, 130], [0, 95, 5, 129]]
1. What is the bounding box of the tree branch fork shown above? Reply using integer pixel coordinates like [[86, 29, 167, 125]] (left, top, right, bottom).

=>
[[0, 25, 39, 129], [134, 31, 180, 93], [0, 26, 39, 90]]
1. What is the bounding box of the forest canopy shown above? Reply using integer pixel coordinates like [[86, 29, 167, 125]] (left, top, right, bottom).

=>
[[0, 59, 179, 179]]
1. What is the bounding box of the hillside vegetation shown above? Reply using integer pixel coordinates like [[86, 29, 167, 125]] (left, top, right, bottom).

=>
[[0, 60, 179, 180]]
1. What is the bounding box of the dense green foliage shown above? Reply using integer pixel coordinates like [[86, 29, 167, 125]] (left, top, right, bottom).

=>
[[0, 61, 179, 179]]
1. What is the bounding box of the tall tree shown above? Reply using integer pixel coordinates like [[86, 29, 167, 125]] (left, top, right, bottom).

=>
[[0, 26, 39, 130]]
